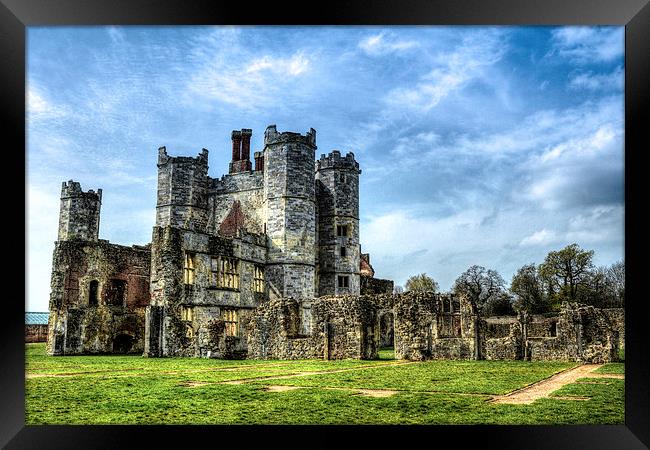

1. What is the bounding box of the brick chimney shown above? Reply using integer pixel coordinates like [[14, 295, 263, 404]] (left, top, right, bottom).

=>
[[230, 128, 252, 174], [240, 129, 252, 161], [254, 151, 264, 172], [231, 130, 241, 162]]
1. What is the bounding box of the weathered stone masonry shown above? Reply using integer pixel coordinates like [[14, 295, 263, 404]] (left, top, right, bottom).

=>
[[47, 125, 623, 363]]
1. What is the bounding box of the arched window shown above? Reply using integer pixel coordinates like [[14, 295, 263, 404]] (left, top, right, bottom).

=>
[[89, 280, 99, 306]]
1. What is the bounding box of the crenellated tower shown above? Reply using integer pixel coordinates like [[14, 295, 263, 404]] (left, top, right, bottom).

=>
[[315, 150, 361, 296], [155, 147, 209, 232], [263, 125, 317, 299], [57, 180, 102, 241]]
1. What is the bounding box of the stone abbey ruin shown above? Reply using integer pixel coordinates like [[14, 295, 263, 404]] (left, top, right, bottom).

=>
[[47, 125, 624, 363]]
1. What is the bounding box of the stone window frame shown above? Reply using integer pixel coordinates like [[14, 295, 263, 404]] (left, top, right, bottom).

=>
[[253, 264, 265, 293], [211, 256, 240, 290], [180, 305, 193, 322], [339, 173, 347, 183], [340, 246, 347, 257], [223, 308, 239, 337], [337, 275, 349, 288], [438, 296, 462, 338], [183, 252, 196, 285], [105, 278, 127, 307], [336, 224, 348, 237], [88, 279, 100, 307]]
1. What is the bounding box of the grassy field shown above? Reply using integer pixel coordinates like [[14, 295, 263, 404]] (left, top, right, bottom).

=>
[[25, 343, 624, 425]]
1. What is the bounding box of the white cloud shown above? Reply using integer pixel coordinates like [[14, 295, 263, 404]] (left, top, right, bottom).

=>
[[568, 67, 623, 91], [27, 86, 68, 119], [383, 30, 506, 112], [246, 52, 310, 76], [549, 27, 623, 63], [359, 31, 418, 55], [520, 229, 559, 247]]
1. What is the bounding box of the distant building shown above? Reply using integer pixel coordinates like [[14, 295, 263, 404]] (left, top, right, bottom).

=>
[[26, 312, 49, 343]]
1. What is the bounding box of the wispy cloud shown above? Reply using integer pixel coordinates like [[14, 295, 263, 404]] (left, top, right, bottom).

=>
[[358, 31, 419, 55], [568, 67, 623, 91], [383, 30, 507, 112], [549, 27, 623, 63]]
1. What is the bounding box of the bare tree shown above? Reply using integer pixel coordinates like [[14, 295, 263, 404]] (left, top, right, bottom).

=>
[[453, 265, 505, 314]]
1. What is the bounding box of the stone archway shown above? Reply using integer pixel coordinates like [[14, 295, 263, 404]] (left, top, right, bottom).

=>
[[112, 333, 135, 354], [378, 311, 395, 359]]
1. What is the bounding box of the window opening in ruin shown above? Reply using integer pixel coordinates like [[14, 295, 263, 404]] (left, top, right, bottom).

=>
[[253, 265, 265, 293], [550, 321, 557, 337], [337, 275, 349, 288], [211, 256, 240, 290], [88, 280, 99, 306], [180, 305, 193, 322], [300, 305, 312, 335], [451, 297, 460, 313], [106, 279, 127, 306], [442, 297, 451, 313], [437, 315, 462, 338], [340, 246, 347, 257], [337, 225, 348, 237], [223, 309, 239, 336], [184, 252, 196, 284]]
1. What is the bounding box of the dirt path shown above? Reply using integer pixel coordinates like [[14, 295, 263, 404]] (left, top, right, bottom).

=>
[[491, 364, 623, 404]]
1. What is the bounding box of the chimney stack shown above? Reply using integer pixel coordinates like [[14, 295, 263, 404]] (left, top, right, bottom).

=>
[[254, 151, 264, 172], [231, 130, 242, 162], [229, 129, 252, 174], [240, 129, 252, 162]]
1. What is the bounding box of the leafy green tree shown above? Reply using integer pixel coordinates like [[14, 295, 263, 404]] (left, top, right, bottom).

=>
[[511, 263, 549, 314], [453, 265, 505, 315], [483, 291, 517, 316], [405, 273, 439, 293], [538, 243, 594, 306]]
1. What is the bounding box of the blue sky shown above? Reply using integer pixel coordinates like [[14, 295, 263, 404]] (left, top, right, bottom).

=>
[[27, 26, 624, 311]]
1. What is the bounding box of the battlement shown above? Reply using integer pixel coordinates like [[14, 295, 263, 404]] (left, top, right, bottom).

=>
[[263, 124, 316, 148], [316, 150, 360, 172], [61, 180, 102, 201], [157, 146, 209, 166]]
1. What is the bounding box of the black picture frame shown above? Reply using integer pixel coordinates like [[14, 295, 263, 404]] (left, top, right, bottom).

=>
[[3, 0, 648, 448]]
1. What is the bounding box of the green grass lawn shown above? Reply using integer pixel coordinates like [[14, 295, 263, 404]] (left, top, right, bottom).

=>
[[25, 343, 624, 425]]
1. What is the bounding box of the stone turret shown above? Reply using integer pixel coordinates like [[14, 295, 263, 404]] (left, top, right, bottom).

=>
[[315, 150, 361, 296], [263, 125, 317, 299], [155, 146, 209, 232], [57, 180, 102, 241]]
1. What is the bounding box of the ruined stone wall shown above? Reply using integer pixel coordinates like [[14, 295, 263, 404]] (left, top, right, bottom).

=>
[[246, 296, 380, 360], [524, 305, 622, 363], [208, 171, 264, 235], [146, 225, 267, 357], [26, 325, 48, 343], [47, 240, 151, 355], [360, 276, 394, 295], [480, 316, 523, 360], [602, 308, 625, 350]]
